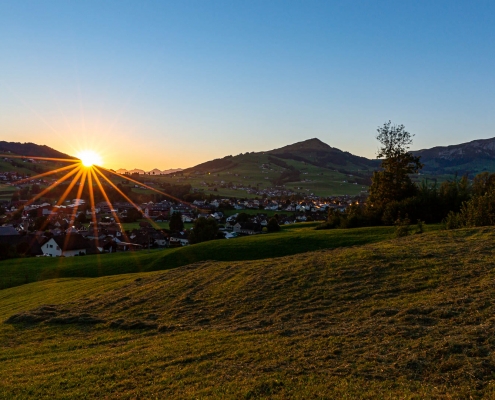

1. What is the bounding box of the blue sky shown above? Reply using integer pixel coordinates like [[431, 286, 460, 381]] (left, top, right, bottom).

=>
[[1, 1, 494, 169]]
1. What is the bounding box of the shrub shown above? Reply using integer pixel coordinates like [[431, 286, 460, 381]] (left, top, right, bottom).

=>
[[267, 218, 281, 233], [394, 214, 411, 238], [415, 219, 424, 234], [444, 211, 463, 230]]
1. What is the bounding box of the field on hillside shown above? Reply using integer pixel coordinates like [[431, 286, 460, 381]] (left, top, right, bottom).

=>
[[121, 152, 370, 197], [1, 227, 495, 398], [0, 223, 427, 290], [0, 183, 16, 201], [0, 158, 66, 176]]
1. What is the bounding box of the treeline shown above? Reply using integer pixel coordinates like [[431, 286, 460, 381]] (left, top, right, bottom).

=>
[[444, 172, 495, 229], [320, 176, 471, 229], [322, 172, 495, 231]]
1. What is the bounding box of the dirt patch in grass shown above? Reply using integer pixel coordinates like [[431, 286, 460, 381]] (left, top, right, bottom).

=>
[[5, 305, 105, 325]]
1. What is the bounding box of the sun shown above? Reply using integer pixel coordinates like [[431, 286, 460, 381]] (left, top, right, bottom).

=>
[[77, 150, 102, 167]]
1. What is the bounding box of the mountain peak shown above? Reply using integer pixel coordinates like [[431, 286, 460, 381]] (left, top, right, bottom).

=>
[[269, 138, 332, 154]]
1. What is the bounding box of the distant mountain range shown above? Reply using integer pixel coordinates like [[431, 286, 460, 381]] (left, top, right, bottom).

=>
[[413, 137, 495, 175], [184, 136, 495, 178], [3, 136, 495, 179], [115, 168, 183, 175]]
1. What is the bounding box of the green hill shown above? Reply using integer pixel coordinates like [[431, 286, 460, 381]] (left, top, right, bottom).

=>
[[1, 227, 495, 398], [0, 223, 413, 290], [413, 136, 495, 177], [0, 141, 74, 160], [161, 139, 377, 197]]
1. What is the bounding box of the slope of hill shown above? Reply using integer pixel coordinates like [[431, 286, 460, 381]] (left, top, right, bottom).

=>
[[185, 138, 378, 174], [414, 137, 495, 176], [1, 227, 495, 397], [0, 224, 411, 290], [0, 141, 74, 160], [0, 142, 77, 192]]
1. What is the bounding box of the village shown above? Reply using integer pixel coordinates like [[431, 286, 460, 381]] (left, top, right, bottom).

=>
[[0, 192, 361, 259]]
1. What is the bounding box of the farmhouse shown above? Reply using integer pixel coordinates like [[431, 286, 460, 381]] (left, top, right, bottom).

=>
[[41, 234, 89, 257], [233, 222, 262, 235]]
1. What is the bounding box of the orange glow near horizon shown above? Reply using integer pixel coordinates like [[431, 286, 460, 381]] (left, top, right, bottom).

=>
[[9, 153, 199, 254], [77, 150, 103, 167]]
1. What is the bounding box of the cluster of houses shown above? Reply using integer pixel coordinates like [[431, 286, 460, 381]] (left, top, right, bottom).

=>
[[0, 214, 179, 258], [0, 191, 364, 259], [0, 171, 31, 182]]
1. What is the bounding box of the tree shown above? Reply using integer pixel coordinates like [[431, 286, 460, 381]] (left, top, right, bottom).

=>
[[169, 212, 184, 232], [368, 121, 423, 215], [188, 217, 220, 244], [76, 212, 87, 224], [267, 217, 280, 232], [125, 208, 142, 223], [235, 212, 250, 224], [34, 216, 48, 231]]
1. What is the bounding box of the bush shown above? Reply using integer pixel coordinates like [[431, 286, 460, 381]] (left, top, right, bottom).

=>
[[444, 211, 463, 230], [394, 214, 411, 238], [415, 219, 424, 234], [188, 217, 220, 244], [444, 190, 495, 229], [267, 218, 281, 233]]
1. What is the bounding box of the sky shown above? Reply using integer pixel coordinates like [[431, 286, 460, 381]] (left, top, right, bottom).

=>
[[1, 1, 494, 170]]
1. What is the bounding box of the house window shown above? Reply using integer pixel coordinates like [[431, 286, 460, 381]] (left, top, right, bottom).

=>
[[49, 244, 53, 248]]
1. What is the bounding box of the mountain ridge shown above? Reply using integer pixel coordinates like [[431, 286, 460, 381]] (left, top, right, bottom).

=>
[[183, 136, 495, 178], [413, 137, 495, 174], [0, 141, 75, 160], [4, 135, 495, 178]]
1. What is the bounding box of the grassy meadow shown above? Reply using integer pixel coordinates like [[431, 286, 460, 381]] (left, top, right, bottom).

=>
[[0, 223, 430, 290], [1, 226, 495, 398]]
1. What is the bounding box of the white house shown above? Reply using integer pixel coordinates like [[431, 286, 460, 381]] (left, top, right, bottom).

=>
[[169, 236, 189, 246], [41, 234, 89, 257]]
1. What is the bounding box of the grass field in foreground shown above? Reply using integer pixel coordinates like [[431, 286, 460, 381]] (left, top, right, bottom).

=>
[[0, 223, 442, 290], [1, 227, 495, 398]]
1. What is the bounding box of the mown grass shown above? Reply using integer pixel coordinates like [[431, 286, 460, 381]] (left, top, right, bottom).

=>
[[0, 223, 430, 290], [1, 227, 495, 398]]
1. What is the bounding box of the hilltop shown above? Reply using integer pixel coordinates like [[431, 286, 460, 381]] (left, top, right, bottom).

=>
[[1, 227, 495, 397], [184, 138, 378, 175], [171, 138, 377, 197], [0, 141, 74, 160], [268, 138, 377, 170]]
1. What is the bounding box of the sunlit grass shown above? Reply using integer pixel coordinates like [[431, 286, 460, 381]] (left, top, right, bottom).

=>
[[1, 226, 495, 398]]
